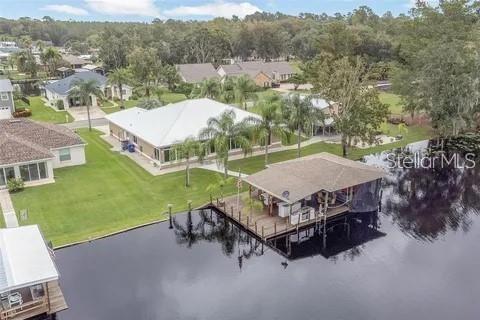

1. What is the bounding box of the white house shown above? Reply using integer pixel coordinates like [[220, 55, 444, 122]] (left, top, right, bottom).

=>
[[44, 71, 132, 110], [106, 98, 271, 169], [0, 119, 86, 188], [0, 79, 15, 120]]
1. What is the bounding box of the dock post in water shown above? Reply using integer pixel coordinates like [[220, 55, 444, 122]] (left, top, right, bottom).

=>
[[168, 204, 173, 229], [188, 200, 192, 211], [262, 225, 265, 239]]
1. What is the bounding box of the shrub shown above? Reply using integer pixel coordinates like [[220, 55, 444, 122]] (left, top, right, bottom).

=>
[[7, 178, 24, 193], [56, 99, 64, 110], [173, 83, 193, 96], [112, 96, 120, 102]]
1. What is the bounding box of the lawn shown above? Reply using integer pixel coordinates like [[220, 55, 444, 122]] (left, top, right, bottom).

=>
[[16, 96, 73, 124], [100, 93, 187, 114], [379, 92, 404, 115], [11, 130, 236, 247], [229, 124, 433, 174], [160, 92, 187, 104]]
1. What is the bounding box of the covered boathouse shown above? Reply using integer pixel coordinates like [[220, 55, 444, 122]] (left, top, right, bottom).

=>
[[213, 152, 386, 240]]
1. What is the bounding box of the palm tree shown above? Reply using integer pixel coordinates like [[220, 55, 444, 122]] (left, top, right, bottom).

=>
[[244, 98, 288, 167], [220, 77, 236, 103], [199, 109, 252, 177], [198, 78, 221, 99], [283, 94, 325, 158], [234, 75, 256, 110], [107, 68, 132, 109], [41, 47, 62, 76], [68, 79, 104, 131], [173, 137, 205, 187]]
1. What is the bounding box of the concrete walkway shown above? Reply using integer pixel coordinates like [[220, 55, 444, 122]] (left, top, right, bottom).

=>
[[0, 190, 18, 228]]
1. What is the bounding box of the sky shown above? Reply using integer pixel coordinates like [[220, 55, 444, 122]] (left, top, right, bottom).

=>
[[0, 0, 425, 22]]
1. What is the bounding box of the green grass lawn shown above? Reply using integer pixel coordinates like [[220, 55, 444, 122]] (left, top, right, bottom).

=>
[[100, 93, 187, 114], [100, 99, 138, 114], [16, 96, 73, 124], [379, 92, 404, 115], [11, 130, 236, 247], [160, 92, 187, 104], [229, 124, 433, 174]]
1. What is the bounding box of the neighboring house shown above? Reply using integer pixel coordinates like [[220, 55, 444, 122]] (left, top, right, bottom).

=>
[[106, 98, 273, 169], [61, 54, 90, 69], [0, 225, 68, 319], [218, 64, 274, 87], [283, 93, 337, 135], [81, 64, 105, 76], [176, 63, 220, 84], [0, 119, 86, 188], [55, 67, 75, 79], [0, 79, 15, 120], [217, 61, 295, 86], [44, 71, 132, 110]]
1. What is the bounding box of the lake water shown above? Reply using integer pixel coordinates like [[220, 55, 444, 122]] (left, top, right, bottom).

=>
[[55, 142, 480, 320]]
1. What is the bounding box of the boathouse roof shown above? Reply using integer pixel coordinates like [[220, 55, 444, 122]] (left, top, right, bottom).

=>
[[0, 225, 59, 293], [244, 152, 386, 204]]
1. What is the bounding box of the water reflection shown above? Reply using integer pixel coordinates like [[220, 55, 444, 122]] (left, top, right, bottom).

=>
[[173, 210, 265, 268], [366, 141, 480, 242], [172, 209, 386, 268], [271, 211, 386, 262]]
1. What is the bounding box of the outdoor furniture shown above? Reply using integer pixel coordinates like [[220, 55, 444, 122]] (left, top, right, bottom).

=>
[[8, 292, 23, 308]]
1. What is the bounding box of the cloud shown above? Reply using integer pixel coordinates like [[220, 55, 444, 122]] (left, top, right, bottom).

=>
[[84, 0, 161, 17], [42, 4, 89, 16], [165, 1, 261, 19]]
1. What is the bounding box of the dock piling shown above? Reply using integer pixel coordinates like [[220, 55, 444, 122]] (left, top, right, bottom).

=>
[[168, 204, 173, 229]]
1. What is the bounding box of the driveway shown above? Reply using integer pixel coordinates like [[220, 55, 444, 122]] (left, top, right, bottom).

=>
[[63, 118, 109, 129], [68, 105, 106, 121]]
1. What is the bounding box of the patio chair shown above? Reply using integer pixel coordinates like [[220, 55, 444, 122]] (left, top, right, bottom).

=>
[[8, 292, 22, 308]]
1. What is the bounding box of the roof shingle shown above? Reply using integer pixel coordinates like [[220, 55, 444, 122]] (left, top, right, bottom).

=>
[[0, 119, 85, 165]]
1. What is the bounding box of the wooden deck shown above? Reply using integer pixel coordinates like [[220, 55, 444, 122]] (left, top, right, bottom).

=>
[[0, 281, 67, 320], [48, 280, 68, 315], [214, 193, 350, 240]]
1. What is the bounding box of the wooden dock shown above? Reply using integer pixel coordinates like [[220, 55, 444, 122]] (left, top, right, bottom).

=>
[[213, 193, 350, 240], [1, 281, 67, 320]]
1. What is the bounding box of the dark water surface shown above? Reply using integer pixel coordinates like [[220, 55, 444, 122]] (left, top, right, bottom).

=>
[[56, 142, 480, 320]]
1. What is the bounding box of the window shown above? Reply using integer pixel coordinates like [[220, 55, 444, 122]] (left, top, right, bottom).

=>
[[38, 162, 47, 179], [133, 136, 138, 144], [164, 148, 172, 162], [154, 149, 160, 160], [28, 163, 39, 181], [0, 92, 8, 101], [17, 163, 48, 182], [4, 167, 15, 181], [0, 169, 5, 186], [59, 148, 71, 162], [20, 165, 30, 181], [163, 148, 179, 162], [122, 89, 126, 95]]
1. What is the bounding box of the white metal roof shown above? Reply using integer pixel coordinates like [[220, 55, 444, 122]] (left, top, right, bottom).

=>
[[105, 98, 260, 148], [0, 225, 58, 293]]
